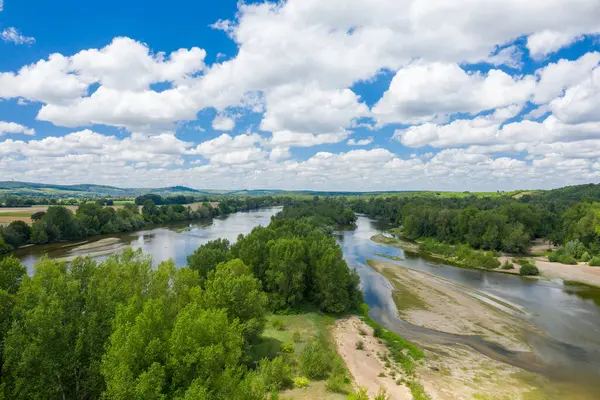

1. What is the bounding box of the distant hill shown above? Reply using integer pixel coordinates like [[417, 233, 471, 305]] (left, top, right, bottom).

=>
[[0, 181, 209, 198]]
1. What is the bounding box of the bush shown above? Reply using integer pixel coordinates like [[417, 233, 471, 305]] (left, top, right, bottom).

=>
[[293, 377, 309, 389], [358, 327, 367, 336], [281, 343, 294, 354], [590, 256, 600, 267], [348, 387, 370, 400], [581, 252, 592, 262], [374, 388, 391, 400], [258, 356, 292, 391], [355, 340, 365, 350], [292, 330, 302, 343], [501, 260, 514, 270], [549, 248, 580, 265], [299, 340, 332, 380], [271, 318, 286, 331], [520, 263, 540, 276], [325, 373, 348, 394]]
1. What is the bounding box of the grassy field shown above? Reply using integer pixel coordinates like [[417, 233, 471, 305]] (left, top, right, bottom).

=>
[[252, 313, 350, 400]]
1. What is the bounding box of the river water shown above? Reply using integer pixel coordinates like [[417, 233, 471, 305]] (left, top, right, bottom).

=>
[[14, 208, 600, 396]]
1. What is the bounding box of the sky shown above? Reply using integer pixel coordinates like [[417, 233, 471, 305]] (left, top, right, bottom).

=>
[[1, 0, 600, 191]]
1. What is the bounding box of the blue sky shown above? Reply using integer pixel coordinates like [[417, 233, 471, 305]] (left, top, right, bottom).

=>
[[1, 0, 600, 191]]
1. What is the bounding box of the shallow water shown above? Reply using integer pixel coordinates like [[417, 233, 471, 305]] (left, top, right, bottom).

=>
[[15, 209, 600, 396], [338, 216, 600, 397]]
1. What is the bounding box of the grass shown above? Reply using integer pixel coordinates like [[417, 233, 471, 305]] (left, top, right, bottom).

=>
[[371, 234, 420, 252], [407, 381, 431, 400], [375, 253, 405, 261], [251, 313, 351, 399], [358, 304, 424, 376], [0, 211, 34, 217]]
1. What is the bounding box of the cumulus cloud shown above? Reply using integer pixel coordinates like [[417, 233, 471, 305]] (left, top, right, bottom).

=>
[[3, 0, 600, 190], [0, 121, 35, 136], [1, 27, 35, 45], [212, 115, 235, 131], [372, 62, 535, 125], [347, 137, 374, 146]]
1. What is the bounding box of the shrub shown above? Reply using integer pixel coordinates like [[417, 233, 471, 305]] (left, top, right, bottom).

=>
[[374, 388, 391, 400], [581, 252, 592, 262], [590, 256, 600, 267], [258, 356, 292, 391], [293, 377, 309, 389], [299, 340, 332, 379], [549, 248, 579, 265], [355, 340, 365, 350], [271, 318, 286, 331], [358, 327, 367, 336], [281, 343, 294, 354], [325, 373, 348, 394], [292, 330, 302, 343], [520, 263, 540, 276], [378, 372, 386, 377], [348, 387, 370, 400], [501, 260, 514, 270]]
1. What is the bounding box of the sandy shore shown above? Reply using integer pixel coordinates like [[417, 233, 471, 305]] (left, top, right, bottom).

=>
[[367, 260, 533, 352], [372, 234, 600, 288], [497, 256, 600, 287], [417, 343, 539, 400], [334, 316, 412, 399]]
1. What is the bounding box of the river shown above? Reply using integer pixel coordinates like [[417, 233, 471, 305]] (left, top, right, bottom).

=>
[[14, 208, 600, 397]]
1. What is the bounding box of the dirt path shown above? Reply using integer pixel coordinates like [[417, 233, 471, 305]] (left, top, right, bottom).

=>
[[368, 260, 533, 352], [334, 317, 412, 399]]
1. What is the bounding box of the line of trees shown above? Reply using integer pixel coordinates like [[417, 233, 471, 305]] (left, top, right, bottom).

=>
[[350, 186, 600, 262], [0, 202, 362, 399], [0, 196, 287, 255]]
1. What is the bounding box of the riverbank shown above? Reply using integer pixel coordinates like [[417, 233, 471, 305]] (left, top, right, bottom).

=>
[[373, 233, 600, 288], [367, 260, 532, 352]]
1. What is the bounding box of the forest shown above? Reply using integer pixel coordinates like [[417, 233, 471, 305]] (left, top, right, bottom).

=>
[[350, 183, 600, 265], [0, 201, 364, 399]]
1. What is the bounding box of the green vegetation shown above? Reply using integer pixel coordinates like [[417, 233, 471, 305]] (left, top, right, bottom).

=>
[[359, 304, 424, 376], [420, 239, 500, 269], [408, 381, 431, 400], [518, 259, 540, 276], [0, 201, 365, 399], [0, 196, 284, 255], [351, 185, 600, 266]]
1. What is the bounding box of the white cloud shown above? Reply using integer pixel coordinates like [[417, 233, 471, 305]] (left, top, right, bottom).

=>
[[533, 52, 600, 104], [548, 66, 600, 124], [3, 0, 600, 190], [347, 137, 374, 146], [372, 62, 535, 125], [69, 37, 206, 91], [0, 54, 87, 104], [260, 84, 368, 135], [527, 31, 582, 59], [1, 27, 35, 45], [268, 130, 351, 148], [0, 121, 35, 136], [212, 115, 235, 131]]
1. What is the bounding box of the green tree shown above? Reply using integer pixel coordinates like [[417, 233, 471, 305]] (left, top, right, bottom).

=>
[[266, 238, 307, 310], [203, 259, 268, 343], [187, 238, 232, 282]]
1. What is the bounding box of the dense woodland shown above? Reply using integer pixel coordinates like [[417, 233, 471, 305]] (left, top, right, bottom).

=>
[[0, 202, 362, 399], [350, 184, 600, 265], [0, 196, 282, 255]]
